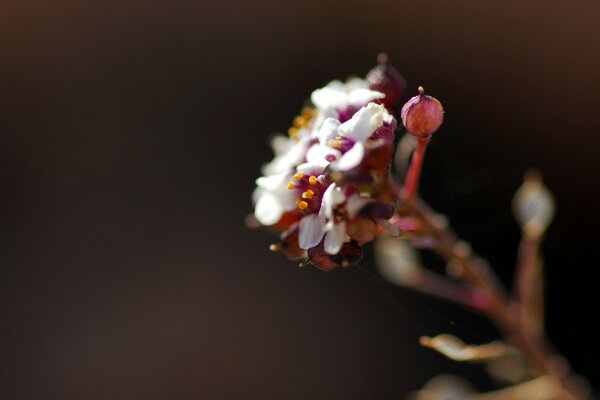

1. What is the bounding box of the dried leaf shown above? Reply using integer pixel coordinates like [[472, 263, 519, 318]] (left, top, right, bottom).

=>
[[420, 334, 506, 362]]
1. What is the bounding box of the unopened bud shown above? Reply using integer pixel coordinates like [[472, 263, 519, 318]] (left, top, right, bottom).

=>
[[512, 170, 555, 238], [366, 53, 407, 108], [401, 86, 444, 138]]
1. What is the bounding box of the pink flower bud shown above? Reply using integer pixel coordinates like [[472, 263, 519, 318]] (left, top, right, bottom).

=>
[[401, 87, 444, 138], [367, 53, 406, 108]]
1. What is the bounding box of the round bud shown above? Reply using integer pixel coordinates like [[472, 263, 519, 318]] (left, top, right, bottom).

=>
[[512, 170, 555, 238], [366, 53, 406, 108], [401, 87, 444, 138]]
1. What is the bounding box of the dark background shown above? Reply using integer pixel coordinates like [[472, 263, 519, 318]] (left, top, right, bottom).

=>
[[1, 1, 599, 399]]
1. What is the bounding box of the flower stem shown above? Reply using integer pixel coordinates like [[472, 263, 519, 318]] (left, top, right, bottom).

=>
[[412, 269, 493, 314], [399, 200, 590, 400], [404, 137, 429, 204], [513, 233, 545, 336]]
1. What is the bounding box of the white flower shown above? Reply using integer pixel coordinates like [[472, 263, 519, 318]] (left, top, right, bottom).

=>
[[261, 135, 311, 176], [297, 183, 375, 255], [310, 78, 385, 120], [253, 170, 297, 226], [296, 103, 394, 174]]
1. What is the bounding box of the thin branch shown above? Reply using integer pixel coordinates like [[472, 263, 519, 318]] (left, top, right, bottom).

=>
[[513, 233, 545, 336], [397, 199, 591, 400]]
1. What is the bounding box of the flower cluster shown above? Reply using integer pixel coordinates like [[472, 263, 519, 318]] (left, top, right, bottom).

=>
[[249, 57, 591, 400], [251, 58, 443, 271]]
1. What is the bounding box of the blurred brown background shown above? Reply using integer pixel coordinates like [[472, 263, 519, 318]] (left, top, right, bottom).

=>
[[1, 0, 599, 399]]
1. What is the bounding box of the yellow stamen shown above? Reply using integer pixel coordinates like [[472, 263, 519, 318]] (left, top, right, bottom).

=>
[[288, 127, 299, 139], [301, 107, 315, 119], [287, 181, 295, 190], [293, 116, 306, 127], [294, 172, 303, 181], [269, 244, 281, 252], [302, 190, 314, 199], [308, 176, 318, 185], [328, 139, 342, 149], [298, 201, 309, 210]]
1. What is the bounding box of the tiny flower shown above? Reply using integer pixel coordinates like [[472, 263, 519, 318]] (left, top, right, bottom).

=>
[[310, 78, 385, 123], [366, 53, 407, 108], [296, 183, 391, 256], [261, 135, 312, 176], [401, 86, 444, 138], [296, 103, 396, 175], [253, 170, 298, 226]]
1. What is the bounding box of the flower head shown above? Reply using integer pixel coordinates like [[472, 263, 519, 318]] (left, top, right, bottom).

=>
[[311, 77, 386, 123], [252, 66, 403, 271], [297, 103, 396, 175]]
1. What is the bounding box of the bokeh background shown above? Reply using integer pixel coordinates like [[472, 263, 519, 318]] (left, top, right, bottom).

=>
[[1, 0, 599, 399]]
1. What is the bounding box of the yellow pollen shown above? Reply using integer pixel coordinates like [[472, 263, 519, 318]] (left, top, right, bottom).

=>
[[269, 244, 281, 252], [328, 139, 342, 149], [301, 107, 315, 119], [302, 190, 314, 199], [287, 181, 295, 190], [293, 116, 306, 127], [288, 127, 299, 139], [298, 201, 309, 210], [308, 176, 318, 185], [294, 172, 304, 181]]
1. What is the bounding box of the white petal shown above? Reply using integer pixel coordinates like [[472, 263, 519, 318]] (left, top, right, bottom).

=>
[[332, 142, 364, 171], [324, 222, 346, 254], [338, 103, 388, 143], [317, 118, 341, 145], [256, 170, 292, 191], [343, 77, 369, 91], [322, 183, 346, 220], [346, 193, 373, 217], [298, 214, 326, 249], [254, 193, 285, 225], [311, 87, 347, 111], [262, 137, 310, 175], [255, 171, 288, 191], [270, 135, 295, 156], [306, 143, 341, 165], [296, 162, 325, 175], [324, 79, 346, 91], [348, 88, 385, 107]]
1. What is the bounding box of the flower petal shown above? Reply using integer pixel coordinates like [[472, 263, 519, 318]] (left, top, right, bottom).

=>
[[311, 86, 347, 111], [256, 170, 291, 191], [296, 162, 324, 175], [339, 103, 389, 143], [317, 118, 341, 145], [254, 192, 286, 225], [321, 183, 346, 220], [262, 137, 311, 175], [332, 142, 365, 171], [298, 214, 326, 249], [270, 134, 295, 156], [324, 221, 346, 254], [348, 88, 385, 107], [306, 143, 341, 165]]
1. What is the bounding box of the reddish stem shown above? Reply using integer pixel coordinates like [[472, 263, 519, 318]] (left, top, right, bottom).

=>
[[403, 201, 590, 400], [404, 137, 429, 203], [513, 233, 544, 335]]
